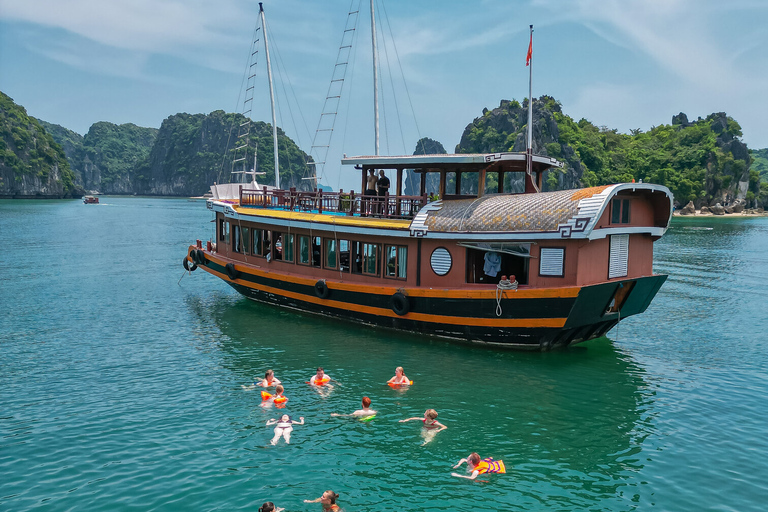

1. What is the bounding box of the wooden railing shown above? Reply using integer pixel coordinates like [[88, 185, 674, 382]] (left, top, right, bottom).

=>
[[239, 187, 428, 220]]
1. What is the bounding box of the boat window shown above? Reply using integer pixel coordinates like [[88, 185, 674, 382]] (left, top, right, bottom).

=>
[[233, 225, 243, 253], [271, 231, 287, 261], [351, 241, 380, 276], [539, 247, 565, 277], [608, 234, 629, 278], [298, 235, 310, 265], [253, 229, 264, 256], [282, 233, 294, 263], [385, 245, 407, 279], [465, 246, 529, 284], [312, 236, 322, 268], [242, 227, 250, 255], [325, 238, 338, 269], [611, 198, 631, 224], [339, 240, 350, 272], [220, 220, 230, 244]]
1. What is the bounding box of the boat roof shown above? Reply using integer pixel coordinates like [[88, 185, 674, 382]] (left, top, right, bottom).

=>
[[412, 183, 673, 240], [341, 152, 563, 173]]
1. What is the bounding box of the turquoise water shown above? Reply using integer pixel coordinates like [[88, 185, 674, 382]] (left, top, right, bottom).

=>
[[1, 198, 766, 511]]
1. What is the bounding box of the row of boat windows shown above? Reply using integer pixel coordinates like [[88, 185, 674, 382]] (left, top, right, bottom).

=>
[[220, 220, 407, 279]]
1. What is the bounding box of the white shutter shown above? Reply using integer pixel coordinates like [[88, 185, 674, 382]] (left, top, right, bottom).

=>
[[430, 247, 452, 276], [540, 248, 564, 276], [609, 234, 629, 278]]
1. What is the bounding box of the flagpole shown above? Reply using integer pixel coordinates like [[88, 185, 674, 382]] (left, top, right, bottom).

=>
[[525, 24, 536, 193]]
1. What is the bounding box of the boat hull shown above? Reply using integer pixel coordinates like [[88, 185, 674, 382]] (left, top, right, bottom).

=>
[[187, 248, 667, 350]]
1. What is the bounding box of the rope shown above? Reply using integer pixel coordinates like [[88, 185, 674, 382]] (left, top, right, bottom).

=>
[[495, 277, 518, 317]]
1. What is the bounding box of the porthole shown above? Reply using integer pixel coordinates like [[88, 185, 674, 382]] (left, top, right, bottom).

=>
[[430, 247, 452, 276]]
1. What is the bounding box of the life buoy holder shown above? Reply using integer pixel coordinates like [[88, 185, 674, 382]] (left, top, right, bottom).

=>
[[226, 263, 240, 280], [315, 280, 330, 299], [183, 256, 197, 272], [391, 292, 410, 316]]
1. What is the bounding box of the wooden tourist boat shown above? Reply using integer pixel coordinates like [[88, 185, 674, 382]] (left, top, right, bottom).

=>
[[83, 195, 99, 204], [183, 8, 673, 349], [184, 153, 673, 349]]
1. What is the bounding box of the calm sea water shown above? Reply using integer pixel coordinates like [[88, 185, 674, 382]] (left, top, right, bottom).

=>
[[1, 197, 766, 512]]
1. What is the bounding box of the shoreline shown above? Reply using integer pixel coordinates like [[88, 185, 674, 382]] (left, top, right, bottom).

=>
[[673, 210, 768, 217]]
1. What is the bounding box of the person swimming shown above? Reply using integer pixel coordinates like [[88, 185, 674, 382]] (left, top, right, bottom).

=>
[[266, 414, 304, 445], [304, 490, 341, 511], [399, 409, 447, 445], [387, 366, 411, 386], [258, 502, 284, 512], [451, 452, 506, 480], [242, 369, 281, 390], [309, 367, 332, 385], [330, 396, 377, 420]]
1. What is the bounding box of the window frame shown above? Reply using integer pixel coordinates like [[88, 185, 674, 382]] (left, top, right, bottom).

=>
[[384, 244, 408, 280], [539, 247, 565, 278]]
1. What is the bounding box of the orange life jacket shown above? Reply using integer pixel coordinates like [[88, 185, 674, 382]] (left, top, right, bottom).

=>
[[474, 458, 506, 474]]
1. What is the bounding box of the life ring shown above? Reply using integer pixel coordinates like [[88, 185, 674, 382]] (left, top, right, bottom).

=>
[[226, 263, 240, 280], [183, 256, 197, 272], [315, 280, 330, 299], [273, 396, 287, 404], [390, 292, 410, 316]]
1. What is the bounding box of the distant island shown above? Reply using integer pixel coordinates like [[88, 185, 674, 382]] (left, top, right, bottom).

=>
[[2, 90, 766, 211]]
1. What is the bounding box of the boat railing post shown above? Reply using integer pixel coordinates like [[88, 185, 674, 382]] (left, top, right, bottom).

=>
[[349, 191, 356, 216], [290, 187, 296, 211], [318, 189, 323, 213], [384, 191, 390, 218], [239, 185, 243, 205]]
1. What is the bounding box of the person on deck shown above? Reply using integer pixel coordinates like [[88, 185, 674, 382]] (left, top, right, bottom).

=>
[[331, 396, 377, 418], [451, 452, 506, 480], [304, 490, 341, 511], [365, 169, 378, 196]]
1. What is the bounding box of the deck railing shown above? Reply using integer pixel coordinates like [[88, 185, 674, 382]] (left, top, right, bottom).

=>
[[239, 186, 428, 220]]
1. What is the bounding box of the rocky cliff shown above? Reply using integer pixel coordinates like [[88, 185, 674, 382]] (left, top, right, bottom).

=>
[[1, 92, 79, 198]]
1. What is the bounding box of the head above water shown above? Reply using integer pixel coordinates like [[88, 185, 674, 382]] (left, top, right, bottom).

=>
[[275, 385, 284, 394], [265, 369, 274, 379], [468, 452, 481, 466], [316, 367, 324, 375], [280, 414, 290, 422], [321, 490, 339, 505], [362, 396, 371, 408], [258, 502, 276, 512], [395, 366, 404, 375], [425, 409, 438, 420]]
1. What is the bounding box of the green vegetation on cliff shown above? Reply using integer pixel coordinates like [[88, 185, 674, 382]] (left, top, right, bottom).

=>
[[0, 92, 77, 196], [457, 96, 764, 207]]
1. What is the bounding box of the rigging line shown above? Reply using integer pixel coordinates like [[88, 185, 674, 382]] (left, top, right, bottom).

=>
[[337, 2, 363, 191], [220, 22, 263, 185], [378, 0, 422, 148], [376, 0, 406, 155], [373, 11, 390, 156], [265, 18, 307, 153]]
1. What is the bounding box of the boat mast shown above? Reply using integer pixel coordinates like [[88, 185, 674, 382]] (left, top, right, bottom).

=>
[[260, 2, 280, 189], [370, 0, 380, 155]]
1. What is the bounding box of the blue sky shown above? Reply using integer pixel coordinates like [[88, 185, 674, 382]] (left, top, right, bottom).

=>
[[1, 0, 766, 191]]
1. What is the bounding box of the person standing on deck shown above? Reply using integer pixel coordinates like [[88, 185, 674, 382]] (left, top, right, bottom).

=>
[[364, 169, 378, 216], [377, 170, 390, 216]]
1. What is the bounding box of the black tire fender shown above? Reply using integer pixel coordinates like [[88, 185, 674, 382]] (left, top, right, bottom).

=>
[[183, 256, 197, 272], [391, 292, 410, 316], [194, 249, 206, 266], [314, 280, 330, 299], [225, 263, 240, 280]]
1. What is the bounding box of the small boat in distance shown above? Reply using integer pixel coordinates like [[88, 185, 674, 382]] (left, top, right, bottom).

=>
[[183, 11, 673, 350], [83, 195, 99, 204]]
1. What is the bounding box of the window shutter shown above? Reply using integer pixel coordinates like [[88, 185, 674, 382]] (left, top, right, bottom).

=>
[[540, 248, 564, 276], [609, 234, 629, 278]]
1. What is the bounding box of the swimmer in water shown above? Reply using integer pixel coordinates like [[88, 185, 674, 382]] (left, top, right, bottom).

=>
[[266, 414, 304, 445], [261, 385, 287, 408], [451, 452, 506, 480], [399, 408, 447, 444], [242, 369, 281, 390], [304, 490, 341, 511], [258, 502, 284, 512], [309, 367, 332, 385], [331, 396, 377, 418], [387, 366, 411, 386]]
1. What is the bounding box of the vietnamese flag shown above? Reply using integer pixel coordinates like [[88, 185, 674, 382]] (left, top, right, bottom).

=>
[[526, 31, 532, 66]]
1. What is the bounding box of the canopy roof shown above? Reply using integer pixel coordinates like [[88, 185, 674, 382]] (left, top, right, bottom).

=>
[[341, 152, 563, 173]]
